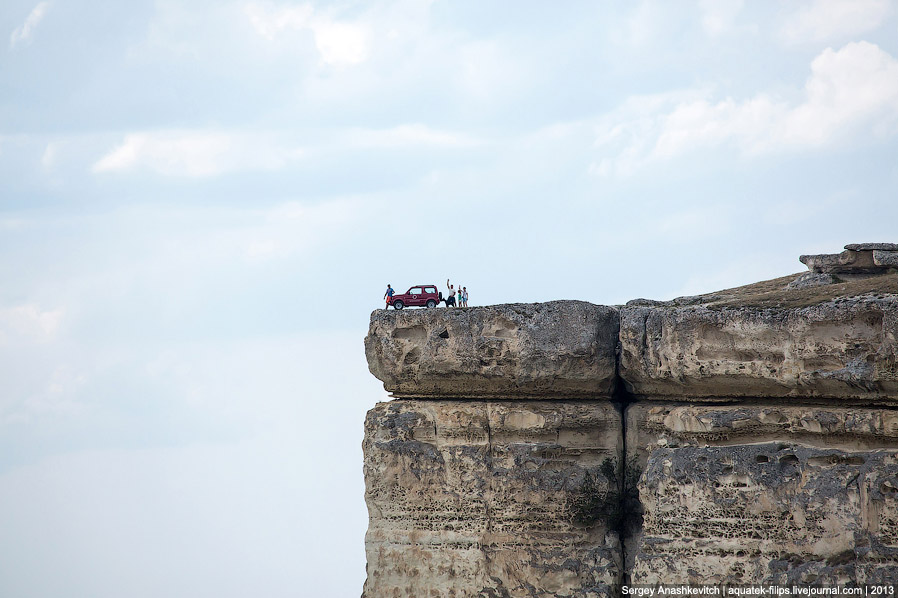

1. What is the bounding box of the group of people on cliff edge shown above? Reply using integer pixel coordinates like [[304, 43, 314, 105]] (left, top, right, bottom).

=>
[[444, 279, 469, 307], [382, 280, 469, 309]]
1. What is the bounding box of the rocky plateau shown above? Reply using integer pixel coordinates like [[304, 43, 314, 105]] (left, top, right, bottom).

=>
[[362, 244, 898, 597]]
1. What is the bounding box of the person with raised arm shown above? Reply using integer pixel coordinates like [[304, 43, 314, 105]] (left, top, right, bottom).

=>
[[445, 279, 456, 307]]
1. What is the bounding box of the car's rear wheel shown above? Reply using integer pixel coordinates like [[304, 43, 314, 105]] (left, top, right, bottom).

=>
[[426, 299, 437, 308], [393, 300, 404, 310]]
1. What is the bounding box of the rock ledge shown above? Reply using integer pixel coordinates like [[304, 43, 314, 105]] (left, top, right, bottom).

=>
[[365, 301, 619, 398]]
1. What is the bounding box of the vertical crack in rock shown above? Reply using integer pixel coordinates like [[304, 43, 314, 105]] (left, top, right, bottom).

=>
[[613, 400, 631, 586], [483, 400, 493, 565], [612, 337, 635, 588]]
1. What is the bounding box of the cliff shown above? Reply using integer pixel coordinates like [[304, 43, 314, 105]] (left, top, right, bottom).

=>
[[362, 245, 898, 596]]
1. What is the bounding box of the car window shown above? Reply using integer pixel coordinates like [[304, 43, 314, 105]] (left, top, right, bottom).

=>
[[409, 287, 422, 294], [425, 287, 436, 293]]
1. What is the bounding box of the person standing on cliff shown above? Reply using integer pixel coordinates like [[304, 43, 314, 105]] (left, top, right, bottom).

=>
[[384, 284, 394, 309], [445, 279, 456, 307], [462, 286, 468, 307]]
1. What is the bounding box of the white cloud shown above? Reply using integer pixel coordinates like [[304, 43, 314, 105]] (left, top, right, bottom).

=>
[[9, 2, 50, 49], [781, 0, 891, 44], [592, 42, 898, 176], [92, 130, 300, 177], [0, 304, 63, 344], [245, 2, 370, 66], [239, 197, 367, 262], [90, 122, 479, 179], [699, 0, 744, 37], [245, 2, 312, 40], [622, 1, 663, 47], [312, 20, 369, 66], [345, 124, 480, 149], [41, 141, 60, 169], [784, 41, 898, 144], [589, 89, 715, 177], [456, 40, 528, 103]]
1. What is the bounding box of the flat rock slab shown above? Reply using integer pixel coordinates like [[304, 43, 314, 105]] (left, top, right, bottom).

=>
[[363, 400, 623, 598], [626, 403, 898, 469], [619, 296, 898, 401], [846, 243, 898, 251], [365, 301, 619, 398], [800, 250, 881, 273]]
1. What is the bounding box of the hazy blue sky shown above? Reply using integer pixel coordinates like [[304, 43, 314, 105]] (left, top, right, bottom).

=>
[[1, 0, 897, 596]]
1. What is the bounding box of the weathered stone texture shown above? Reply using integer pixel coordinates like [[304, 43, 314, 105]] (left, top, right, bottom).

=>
[[785, 272, 838, 290], [799, 253, 847, 272], [363, 400, 623, 598], [800, 249, 882, 274], [875, 250, 898, 268], [626, 404, 898, 466], [634, 444, 898, 585], [361, 253, 898, 593], [798, 245, 898, 277], [626, 404, 898, 585], [365, 301, 619, 398], [847, 243, 898, 251], [619, 296, 898, 401]]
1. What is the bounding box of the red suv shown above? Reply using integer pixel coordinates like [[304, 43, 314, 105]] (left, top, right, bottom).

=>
[[391, 285, 440, 310]]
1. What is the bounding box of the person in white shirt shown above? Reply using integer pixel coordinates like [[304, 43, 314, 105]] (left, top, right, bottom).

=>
[[445, 279, 456, 307]]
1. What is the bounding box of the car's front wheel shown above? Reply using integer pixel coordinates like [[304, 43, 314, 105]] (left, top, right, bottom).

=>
[[426, 299, 437, 308], [393, 300, 404, 310]]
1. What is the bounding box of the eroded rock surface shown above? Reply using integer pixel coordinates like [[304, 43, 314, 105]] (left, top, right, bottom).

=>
[[876, 250, 898, 268], [626, 404, 898, 467], [625, 404, 898, 582], [363, 400, 622, 598], [619, 295, 898, 401], [846, 243, 898, 251], [800, 244, 898, 276], [635, 444, 898, 585], [800, 249, 880, 274], [365, 301, 619, 398], [361, 249, 898, 595]]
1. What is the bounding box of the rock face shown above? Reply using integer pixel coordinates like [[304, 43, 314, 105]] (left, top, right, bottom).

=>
[[799, 243, 898, 276], [619, 296, 898, 402], [363, 400, 623, 598], [876, 250, 898, 268], [361, 246, 898, 595], [636, 444, 898, 585], [365, 301, 619, 398], [626, 404, 898, 584]]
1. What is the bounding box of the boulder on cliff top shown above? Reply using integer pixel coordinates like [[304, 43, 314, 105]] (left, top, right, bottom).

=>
[[365, 301, 619, 398], [799, 242, 898, 275]]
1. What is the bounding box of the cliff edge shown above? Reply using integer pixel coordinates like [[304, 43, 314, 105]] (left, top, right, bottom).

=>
[[362, 245, 898, 596]]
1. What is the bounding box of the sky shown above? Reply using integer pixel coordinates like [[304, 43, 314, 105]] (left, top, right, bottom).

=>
[[1, 0, 897, 596]]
